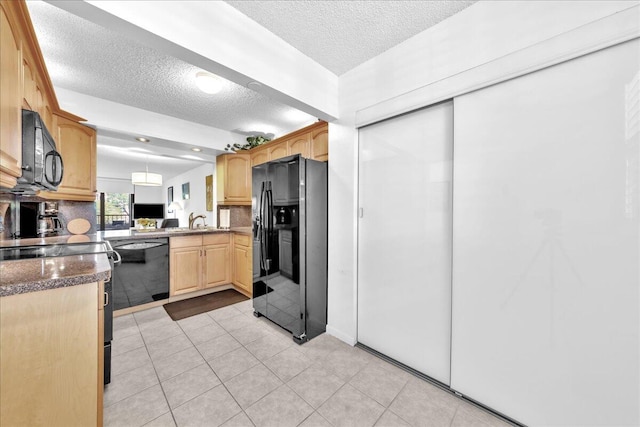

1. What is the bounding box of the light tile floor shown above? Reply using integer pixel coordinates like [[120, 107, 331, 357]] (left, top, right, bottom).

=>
[[105, 300, 512, 427]]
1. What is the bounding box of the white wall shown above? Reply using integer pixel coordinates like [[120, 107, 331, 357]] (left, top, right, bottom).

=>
[[133, 185, 163, 204], [326, 0, 639, 344], [96, 177, 164, 204], [163, 163, 216, 228], [97, 177, 133, 194]]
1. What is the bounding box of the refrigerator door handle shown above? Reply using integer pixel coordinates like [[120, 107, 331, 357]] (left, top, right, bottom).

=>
[[264, 181, 273, 271], [259, 182, 267, 272]]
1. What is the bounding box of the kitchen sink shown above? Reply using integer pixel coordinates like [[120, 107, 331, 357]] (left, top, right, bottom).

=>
[[165, 228, 192, 233]]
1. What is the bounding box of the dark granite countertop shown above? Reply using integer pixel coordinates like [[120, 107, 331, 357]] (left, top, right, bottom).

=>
[[0, 253, 111, 297], [98, 227, 252, 240], [0, 228, 252, 297]]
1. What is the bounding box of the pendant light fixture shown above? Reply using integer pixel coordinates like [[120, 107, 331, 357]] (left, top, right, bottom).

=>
[[131, 164, 162, 186]]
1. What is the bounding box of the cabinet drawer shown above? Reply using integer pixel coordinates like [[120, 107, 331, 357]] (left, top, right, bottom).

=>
[[234, 233, 251, 247], [170, 235, 202, 249], [203, 233, 230, 245]]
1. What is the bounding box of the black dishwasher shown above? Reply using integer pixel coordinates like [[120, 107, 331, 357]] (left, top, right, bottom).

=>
[[109, 238, 169, 310]]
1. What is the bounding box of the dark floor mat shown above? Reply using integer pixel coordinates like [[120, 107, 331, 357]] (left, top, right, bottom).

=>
[[163, 289, 249, 321]]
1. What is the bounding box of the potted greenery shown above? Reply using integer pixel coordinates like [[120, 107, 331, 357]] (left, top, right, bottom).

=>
[[225, 135, 271, 152]]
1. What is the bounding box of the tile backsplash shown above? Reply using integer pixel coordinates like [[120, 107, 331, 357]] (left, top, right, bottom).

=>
[[0, 194, 96, 239], [216, 205, 251, 228], [56, 200, 97, 235]]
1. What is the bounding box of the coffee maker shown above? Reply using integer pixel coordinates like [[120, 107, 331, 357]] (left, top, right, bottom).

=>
[[18, 201, 65, 238], [38, 202, 64, 237]]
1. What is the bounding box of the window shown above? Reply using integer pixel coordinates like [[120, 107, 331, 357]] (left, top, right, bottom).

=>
[[96, 192, 132, 231]]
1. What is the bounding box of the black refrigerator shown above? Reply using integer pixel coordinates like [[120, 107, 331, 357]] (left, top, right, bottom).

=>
[[252, 154, 328, 344]]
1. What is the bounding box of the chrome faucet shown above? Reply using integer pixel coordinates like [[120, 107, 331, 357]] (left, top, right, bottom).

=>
[[188, 212, 206, 229]]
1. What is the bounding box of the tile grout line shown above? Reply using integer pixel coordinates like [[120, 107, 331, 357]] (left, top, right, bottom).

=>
[[382, 379, 414, 426], [132, 310, 180, 427], [184, 306, 263, 426], [176, 310, 251, 427]]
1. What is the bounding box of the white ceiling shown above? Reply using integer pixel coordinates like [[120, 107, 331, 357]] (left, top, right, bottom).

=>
[[26, 0, 476, 180], [226, 1, 476, 76]]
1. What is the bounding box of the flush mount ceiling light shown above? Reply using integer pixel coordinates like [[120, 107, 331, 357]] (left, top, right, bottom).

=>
[[191, 147, 202, 152], [135, 137, 150, 142], [131, 164, 162, 187], [195, 71, 222, 94]]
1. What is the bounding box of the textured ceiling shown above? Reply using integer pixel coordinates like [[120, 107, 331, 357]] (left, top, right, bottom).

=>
[[26, 0, 476, 179], [226, 0, 477, 76], [27, 1, 317, 139]]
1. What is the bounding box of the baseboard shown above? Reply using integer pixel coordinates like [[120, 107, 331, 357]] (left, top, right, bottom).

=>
[[168, 284, 234, 303], [326, 325, 357, 346], [114, 299, 167, 316]]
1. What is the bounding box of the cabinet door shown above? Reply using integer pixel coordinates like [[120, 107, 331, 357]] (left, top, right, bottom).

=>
[[203, 244, 230, 288], [267, 141, 288, 161], [288, 133, 310, 158], [251, 149, 268, 167], [217, 154, 250, 204], [170, 247, 202, 295], [0, 282, 100, 426], [358, 101, 453, 385], [233, 244, 252, 294], [0, 3, 22, 188], [40, 115, 96, 201], [310, 125, 328, 161], [21, 57, 36, 110]]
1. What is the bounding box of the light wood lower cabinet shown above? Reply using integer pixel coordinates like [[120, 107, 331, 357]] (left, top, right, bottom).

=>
[[0, 281, 104, 427], [170, 234, 230, 296], [232, 233, 252, 296], [204, 242, 231, 288]]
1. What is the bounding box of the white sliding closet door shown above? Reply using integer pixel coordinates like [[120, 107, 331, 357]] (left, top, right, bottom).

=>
[[358, 101, 453, 384], [451, 40, 639, 426]]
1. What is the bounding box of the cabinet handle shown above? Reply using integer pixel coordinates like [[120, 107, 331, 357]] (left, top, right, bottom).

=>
[[104, 291, 108, 307]]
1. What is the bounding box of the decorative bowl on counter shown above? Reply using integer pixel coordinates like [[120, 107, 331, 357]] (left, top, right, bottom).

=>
[[136, 218, 156, 229]]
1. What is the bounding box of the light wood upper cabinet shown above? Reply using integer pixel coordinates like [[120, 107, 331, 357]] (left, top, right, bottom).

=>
[[311, 125, 328, 162], [267, 140, 288, 161], [2, 0, 94, 193], [215, 122, 327, 205], [288, 133, 310, 158], [251, 148, 269, 167], [39, 114, 97, 201], [0, 1, 22, 189], [216, 153, 251, 205], [22, 56, 36, 110]]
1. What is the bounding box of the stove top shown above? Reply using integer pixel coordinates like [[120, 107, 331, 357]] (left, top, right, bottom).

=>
[[0, 241, 114, 261]]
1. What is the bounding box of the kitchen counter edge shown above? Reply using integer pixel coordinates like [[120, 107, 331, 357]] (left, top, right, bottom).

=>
[[0, 254, 112, 297]]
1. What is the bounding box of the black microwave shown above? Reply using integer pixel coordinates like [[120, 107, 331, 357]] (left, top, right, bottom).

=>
[[15, 109, 64, 193]]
